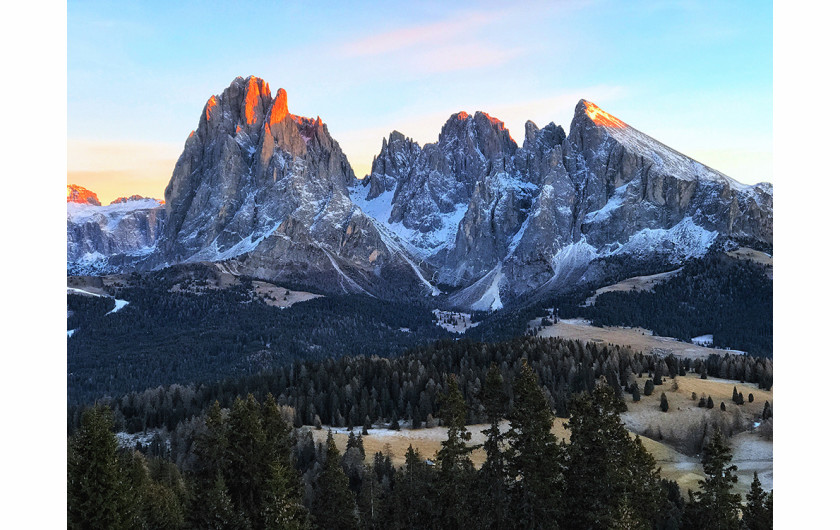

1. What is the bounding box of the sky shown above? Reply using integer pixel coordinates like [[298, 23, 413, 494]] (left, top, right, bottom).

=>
[[67, 0, 772, 204]]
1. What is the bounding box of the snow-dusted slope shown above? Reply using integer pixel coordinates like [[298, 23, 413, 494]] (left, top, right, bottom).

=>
[[151, 76, 435, 299], [351, 99, 772, 308], [68, 86, 772, 309], [67, 198, 165, 274]]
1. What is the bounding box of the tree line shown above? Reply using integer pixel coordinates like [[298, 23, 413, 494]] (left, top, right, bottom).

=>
[[69, 363, 772, 529], [578, 253, 773, 357], [69, 336, 773, 444], [68, 280, 449, 406]]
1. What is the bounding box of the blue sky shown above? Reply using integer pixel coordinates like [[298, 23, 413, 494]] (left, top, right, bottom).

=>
[[68, 0, 772, 202]]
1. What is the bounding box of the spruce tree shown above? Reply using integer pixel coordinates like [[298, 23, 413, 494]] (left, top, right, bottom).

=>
[[262, 461, 311, 530], [225, 394, 269, 525], [660, 392, 669, 412], [392, 445, 437, 528], [762, 401, 772, 420], [189, 401, 244, 529], [504, 360, 564, 529], [312, 431, 358, 529], [67, 405, 130, 530], [435, 373, 475, 528], [682, 429, 741, 529], [742, 472, 772, 530], [479, 364, 510, 529], [262, 393, 292, 464], [563, 384, 664, 529]]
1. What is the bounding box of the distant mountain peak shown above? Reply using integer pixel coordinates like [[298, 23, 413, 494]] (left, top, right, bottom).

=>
[[110, 195, 164, 205], [67, 184, 101, 206]]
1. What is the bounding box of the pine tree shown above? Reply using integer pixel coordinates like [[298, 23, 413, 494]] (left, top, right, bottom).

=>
[[262, 393, 292, 464], [479, 363, 510, 529], [660, 392, 669, 412], [563, 384, 665, 529], [644, 379, 655, 396], [504, 360, 564, 529], [682, 429, 741, 529], [191, 472, 246, 530], [225, 394, 269, 525], [189, 401, 245, 529], [356, 464, 384, 529], [141, 478, 187, 530], [762, 401, 772, 420], [262, 461, 311, 530], [437, 374, 474, 474], [392, 445, 438, 528], [68, 405, 130, 530], [312, 431, 358, 529], [742, 472, 772, 530], [436, 373, 475, 528]]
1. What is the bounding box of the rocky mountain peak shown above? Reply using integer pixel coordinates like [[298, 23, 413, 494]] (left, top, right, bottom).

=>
[[577, 99, 627, 129], [70, 85, 772, 309], [110, 195, 164, 205], [438, 110, 517, 156], [67, 184, 101, 206], [159, 76, 364, 272], [268, 88, 289, 125]]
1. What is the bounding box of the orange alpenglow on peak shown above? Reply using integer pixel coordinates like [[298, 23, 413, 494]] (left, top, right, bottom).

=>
[[244, 76, 265, 125], [455, 111, 470, 120], [268, 88, 289, 125], [486, 115, 504, 128], [205, 96, 218, 121], [583, 101, 627, 128], [67, 184, 101, 206]]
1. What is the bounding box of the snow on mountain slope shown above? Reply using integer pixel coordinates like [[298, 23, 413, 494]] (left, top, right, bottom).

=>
[[67, 197, 166, 274], [68, 85, 771, 309]]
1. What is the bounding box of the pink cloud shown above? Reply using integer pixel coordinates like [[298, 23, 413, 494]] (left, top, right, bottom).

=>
[[339, 11, 503, 57]]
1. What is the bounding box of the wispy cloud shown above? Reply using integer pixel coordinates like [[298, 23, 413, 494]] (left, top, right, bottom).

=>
[[339, 11, 503, 57], [335, 8, 526, 75]]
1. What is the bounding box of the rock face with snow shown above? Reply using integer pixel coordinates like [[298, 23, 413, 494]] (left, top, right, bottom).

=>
[[152, 76, 429, 298], [67, 196, 166, 274], [67, 77, 772, 309], [352, 99, 772, 309]]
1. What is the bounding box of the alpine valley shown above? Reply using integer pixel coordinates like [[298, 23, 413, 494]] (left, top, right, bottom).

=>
[[67, 76, 774, 529], [68, 76, 773, 402]]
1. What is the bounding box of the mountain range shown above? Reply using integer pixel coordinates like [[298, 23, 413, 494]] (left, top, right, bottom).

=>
[[67, 76, 772, 309]]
